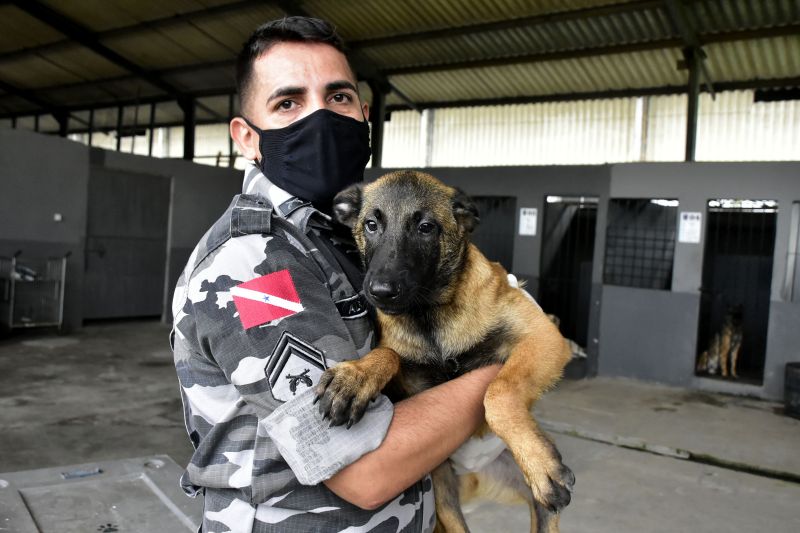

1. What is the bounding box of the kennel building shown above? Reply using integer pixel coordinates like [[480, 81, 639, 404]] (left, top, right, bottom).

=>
[[366, 161, 800, 401], [1, 127, 797, 402]]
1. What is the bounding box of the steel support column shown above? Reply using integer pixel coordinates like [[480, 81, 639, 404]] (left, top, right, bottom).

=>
[[148, 102, 156, 156], [684, 47, 700, 162], [55, 111, 68, 137], [88, 108, 94, 146], [116, 105, 123, 151], [179, 97, 196, 161], [368, 81, 387, 169]]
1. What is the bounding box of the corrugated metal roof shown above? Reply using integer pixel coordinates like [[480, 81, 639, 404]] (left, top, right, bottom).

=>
[[38, 0, 233, 33], [307, 0, 637, 41], [0, 4, 64, 53], [356, 7, 676, 70], [705, 36, 800, 81], [0, 0, 797, 131], [390, 48, 686, 102]]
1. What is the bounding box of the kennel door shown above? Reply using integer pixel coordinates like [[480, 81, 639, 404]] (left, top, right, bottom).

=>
[[470, 196, 517, 272], [83, 168, 170, 320]]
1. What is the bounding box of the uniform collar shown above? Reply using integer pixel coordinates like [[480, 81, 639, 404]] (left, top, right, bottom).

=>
[[241, 162, 331, 227]]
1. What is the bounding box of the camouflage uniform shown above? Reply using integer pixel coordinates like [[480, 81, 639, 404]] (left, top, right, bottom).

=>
[[171, 163, 435, 532]]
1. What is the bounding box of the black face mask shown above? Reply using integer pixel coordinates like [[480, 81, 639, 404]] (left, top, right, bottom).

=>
[[244, 109, 371, 209]]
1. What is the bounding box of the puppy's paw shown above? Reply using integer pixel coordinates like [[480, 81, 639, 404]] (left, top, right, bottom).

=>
[[524, 456, 575, 512], [313, 362, 378, 428]]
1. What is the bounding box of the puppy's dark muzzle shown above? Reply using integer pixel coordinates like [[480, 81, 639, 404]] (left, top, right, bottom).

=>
[[367, 279, 400, 303]]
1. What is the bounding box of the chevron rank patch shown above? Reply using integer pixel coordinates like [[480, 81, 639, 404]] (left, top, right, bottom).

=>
[[231, 269, 304, 329], [266, 332, 327, 402]]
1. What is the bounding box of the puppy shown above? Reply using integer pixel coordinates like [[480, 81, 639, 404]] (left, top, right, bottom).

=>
[[316, 170, 574, 532]]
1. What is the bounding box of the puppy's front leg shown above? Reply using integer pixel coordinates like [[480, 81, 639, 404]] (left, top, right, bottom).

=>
[[484, 332, 575, 524], [315, 347, 400, 428]]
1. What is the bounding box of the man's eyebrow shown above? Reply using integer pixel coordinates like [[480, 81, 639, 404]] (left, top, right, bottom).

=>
[[326, 80, 358, 93], [268, 86, 306, 102]]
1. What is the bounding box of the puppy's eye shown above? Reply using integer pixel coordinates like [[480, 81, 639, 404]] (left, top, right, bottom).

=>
[[418, 222, 436, 234], [365, 220, 378, 233]]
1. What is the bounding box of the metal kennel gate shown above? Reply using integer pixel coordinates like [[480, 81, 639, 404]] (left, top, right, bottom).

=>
[[538, 196, 598, 351], [696, 199, 778, 384]]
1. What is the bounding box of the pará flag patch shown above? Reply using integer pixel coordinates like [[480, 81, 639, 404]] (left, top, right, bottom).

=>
[[231, 269, 304, 329]]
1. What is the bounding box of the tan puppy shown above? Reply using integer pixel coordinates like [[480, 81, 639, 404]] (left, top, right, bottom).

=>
[[316, 170, 574, 532]]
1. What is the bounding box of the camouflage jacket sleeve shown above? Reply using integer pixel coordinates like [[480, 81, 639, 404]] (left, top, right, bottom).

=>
[[173, 197, 393, 502]]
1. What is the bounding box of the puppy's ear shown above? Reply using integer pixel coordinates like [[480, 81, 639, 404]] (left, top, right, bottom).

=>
[[333, 183, 363, 228], [452, 189, 480, 233]]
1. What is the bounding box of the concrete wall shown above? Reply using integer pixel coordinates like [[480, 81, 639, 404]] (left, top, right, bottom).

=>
[[0, 129, 89, 331], [0, 129, 240, 330]]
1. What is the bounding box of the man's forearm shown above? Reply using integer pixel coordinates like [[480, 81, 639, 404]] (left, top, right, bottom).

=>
[[323, 364, 501, 509]]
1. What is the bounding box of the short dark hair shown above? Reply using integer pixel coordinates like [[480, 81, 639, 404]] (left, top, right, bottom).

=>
[[236, 17, 350, 111]]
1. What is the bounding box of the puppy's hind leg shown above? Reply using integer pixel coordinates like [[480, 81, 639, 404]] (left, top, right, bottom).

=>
[[433, 461, 469, 533], [462, 448, 560, 533]]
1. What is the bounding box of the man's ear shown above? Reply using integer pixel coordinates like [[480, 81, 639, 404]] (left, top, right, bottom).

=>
[[452, 189, 480, 233], [333, 183, 363, 228], [230, 117, 260, 162]]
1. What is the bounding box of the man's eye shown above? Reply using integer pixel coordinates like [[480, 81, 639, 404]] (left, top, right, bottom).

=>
[[278, 100, 295, 110], [365, 220, 378, 233], [418, 222, 436, 234], [332, 93, 352, 104]]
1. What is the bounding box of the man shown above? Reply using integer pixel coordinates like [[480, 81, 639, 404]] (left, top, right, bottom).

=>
[[171, 17, 500, 532]]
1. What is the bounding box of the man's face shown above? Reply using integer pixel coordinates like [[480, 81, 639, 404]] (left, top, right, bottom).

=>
[[231, 41, 369, 161]]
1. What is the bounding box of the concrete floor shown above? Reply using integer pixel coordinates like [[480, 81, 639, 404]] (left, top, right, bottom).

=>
[[1, 320, 799, 532]]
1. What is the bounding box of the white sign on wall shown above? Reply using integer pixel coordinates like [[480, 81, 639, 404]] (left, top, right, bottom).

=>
[[678, 211, 702, 243], [519, 207, 538, 236]]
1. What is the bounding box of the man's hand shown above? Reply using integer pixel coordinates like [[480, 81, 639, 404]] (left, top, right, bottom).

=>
[[323, 364, 502, 510]]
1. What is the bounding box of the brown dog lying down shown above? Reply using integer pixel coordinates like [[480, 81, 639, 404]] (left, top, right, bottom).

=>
[[315, 170, 574, 533]]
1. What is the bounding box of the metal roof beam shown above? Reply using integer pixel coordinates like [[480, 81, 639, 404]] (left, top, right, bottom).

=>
[[383, 23, 800, 76], [383, 77, 800, 112], [350, 0, 663, 49], [0, 0, 269, 63]]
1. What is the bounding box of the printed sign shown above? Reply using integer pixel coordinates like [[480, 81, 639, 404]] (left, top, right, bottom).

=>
[[679, 211, 702, 243], [519, 207, 538, 236]]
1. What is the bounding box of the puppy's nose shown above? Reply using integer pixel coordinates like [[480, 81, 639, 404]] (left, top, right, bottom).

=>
[[368, 280, 400, 300]]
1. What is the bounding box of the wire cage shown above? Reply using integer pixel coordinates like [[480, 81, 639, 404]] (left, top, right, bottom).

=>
[[695, 199, 778, 384], [0, 252, 68, 331], [539, 195, 598, 348], [604, 198, 678, 290]]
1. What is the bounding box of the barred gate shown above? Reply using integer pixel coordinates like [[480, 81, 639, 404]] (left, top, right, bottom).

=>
[[538, 196, 598, 348], [696, 199, 777, 384]]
